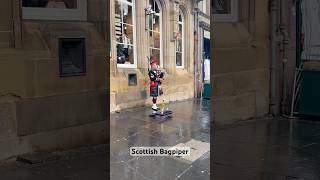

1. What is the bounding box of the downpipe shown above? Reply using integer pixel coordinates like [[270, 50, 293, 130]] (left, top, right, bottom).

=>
[[269, 0, 281, 117], [280, 0, 290, 115], [194, 9, 200, 98]]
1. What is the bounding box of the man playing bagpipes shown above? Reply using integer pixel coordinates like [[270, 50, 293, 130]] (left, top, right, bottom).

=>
[[148, 56, 165, 113]]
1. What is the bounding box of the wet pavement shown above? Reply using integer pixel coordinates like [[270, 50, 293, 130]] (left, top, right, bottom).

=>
[[1, 99, 319, 180], [0, 99, 210, 180], [110, 99, 211, 180], [213, 117, 320, 180], [0, 145, 108, 180]]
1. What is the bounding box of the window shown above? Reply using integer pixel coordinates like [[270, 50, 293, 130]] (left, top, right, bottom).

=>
[[176, 10, 184, 68], [22, 0, 87, 20], [59, 38, 86, 76], [115, 0, 136, 68], [198, 0, 207, 14], [147, 0, 162, 67], [212, 0, 238, 22]]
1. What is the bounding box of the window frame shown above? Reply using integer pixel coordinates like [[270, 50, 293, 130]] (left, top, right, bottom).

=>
[[115, 0, 137, 69], [176, 9, 184, 69], [212, 0, 239, 22], [22, 0, 87, 21], [148, 0, 163, 68]]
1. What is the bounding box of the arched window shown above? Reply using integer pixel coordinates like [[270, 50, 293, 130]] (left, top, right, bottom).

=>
[[176, 9, 184, 68], [115, 0, 136, 68], [148, 0, 162, 67]]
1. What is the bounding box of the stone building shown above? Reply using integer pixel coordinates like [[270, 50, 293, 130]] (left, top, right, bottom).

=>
[[211, 0, 310, 123], [110, 0, 211, 111], [0, 0, 211, 161], [212, 0, 271, 124], [0, 0, 109, 160]]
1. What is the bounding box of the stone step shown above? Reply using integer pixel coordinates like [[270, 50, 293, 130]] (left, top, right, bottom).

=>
[[16, 144, 107, 165]]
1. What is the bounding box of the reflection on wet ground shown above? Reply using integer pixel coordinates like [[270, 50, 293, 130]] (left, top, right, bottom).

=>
[[110, 99, 211, 180], [0, 145, 108, 180], [213, 117, 320, 180], [0, 99, 210, 180]]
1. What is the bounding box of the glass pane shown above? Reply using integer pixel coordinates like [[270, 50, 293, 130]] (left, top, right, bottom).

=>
[[153, 15, 160, 32], [213, 0, 231, 14], [149, 0, 160, 13], [149, 0, 154, 11], [115, 1, 133, 26], [115, 23, 123, 42], [115, 24, 134, 45], [154, 32, 160, 49], [150, 48, 161, 65], [149, 32, 160, 49], [154, 1, 160, 13], [126, 46, 134, 64], [148, 15, 153, 32], [115, 1, 123, 21], [176, 39, 182, 52], [123, 4, 133, 25], [176, 52, 182, 66], [179, 24, 182, 33], [149, 31, 154, 47], [123, 25, 134, 45], [179, 14, 182, 22], [117, 44, 134, 64], [23, 0, 78, 9]]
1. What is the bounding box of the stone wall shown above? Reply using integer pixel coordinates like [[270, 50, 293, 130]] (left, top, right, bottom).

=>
[[0, 0, 13, 48], [0, 0, 108, 160], [212, 0, 270, 124]]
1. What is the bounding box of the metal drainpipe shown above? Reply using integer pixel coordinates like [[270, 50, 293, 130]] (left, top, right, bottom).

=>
[[270, 0, 280, 116], [194, 8, 200, 98], [280, 0, 289, 115]]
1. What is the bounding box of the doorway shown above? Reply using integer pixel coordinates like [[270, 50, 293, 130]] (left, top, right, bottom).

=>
[[202, 30, 211, 99]]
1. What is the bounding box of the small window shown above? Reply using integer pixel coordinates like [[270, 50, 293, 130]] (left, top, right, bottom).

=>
[[23, 0, 78, 9], [212, 0, 239, 22], [59, 38, 86, 77], [176, 9, 184, 68], [22, 0, 87, 21], [128, 73, 137, 86]]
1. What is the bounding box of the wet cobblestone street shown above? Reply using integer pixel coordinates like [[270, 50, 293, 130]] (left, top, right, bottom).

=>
[[110, 99, 211, 180]]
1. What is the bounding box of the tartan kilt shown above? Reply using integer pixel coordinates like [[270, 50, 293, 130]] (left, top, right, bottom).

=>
[[150, 85, 159, 97]]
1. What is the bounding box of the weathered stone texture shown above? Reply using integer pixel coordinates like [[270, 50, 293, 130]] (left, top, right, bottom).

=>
[[0, 0, 108, 160], [212, 0, 270, 124]]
